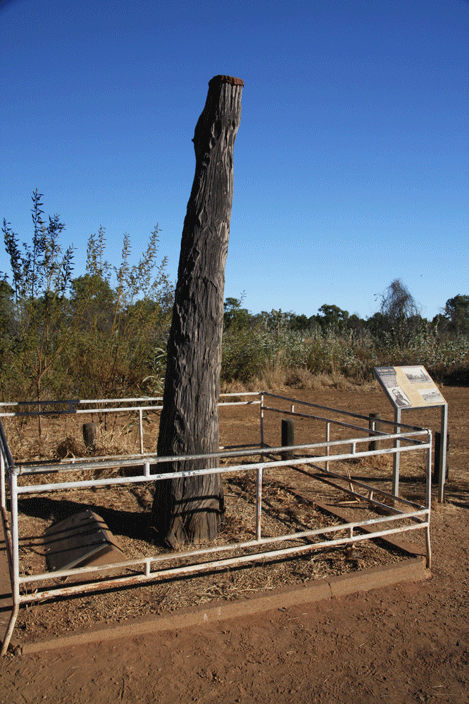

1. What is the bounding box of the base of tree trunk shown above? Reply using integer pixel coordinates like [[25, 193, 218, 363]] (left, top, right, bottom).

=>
[[152, 468, 225, 549]]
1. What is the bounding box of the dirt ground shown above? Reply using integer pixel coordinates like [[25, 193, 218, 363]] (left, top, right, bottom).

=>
[[1, 384, 468, 703]]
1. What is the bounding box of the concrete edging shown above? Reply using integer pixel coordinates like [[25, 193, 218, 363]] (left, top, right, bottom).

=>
[[18, 557, 430, 654]]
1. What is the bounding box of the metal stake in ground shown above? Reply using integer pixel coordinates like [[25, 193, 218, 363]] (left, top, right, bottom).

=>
[[151, 75, 244, 548]]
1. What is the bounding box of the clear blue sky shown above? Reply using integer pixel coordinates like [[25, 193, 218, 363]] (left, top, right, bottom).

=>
[[1, 0, 468, 320]]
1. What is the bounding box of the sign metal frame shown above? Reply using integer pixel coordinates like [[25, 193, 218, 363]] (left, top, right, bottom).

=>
[[374, 366, 448, 502]]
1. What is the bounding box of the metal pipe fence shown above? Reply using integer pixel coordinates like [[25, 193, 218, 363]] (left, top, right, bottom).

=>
[[0, 392, 432, 655]]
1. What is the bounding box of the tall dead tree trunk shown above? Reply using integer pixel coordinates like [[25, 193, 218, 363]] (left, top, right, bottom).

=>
[[151, 75, 244, 548]]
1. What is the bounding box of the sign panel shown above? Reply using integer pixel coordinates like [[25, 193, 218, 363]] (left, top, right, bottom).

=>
[[374, 365, 446, 409]]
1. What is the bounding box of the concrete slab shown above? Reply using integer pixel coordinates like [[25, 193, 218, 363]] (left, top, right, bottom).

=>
[[44, 510, 125, 571]]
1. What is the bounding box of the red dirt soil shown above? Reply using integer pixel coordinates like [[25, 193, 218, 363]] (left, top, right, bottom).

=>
[[1, 385, 468, 704]]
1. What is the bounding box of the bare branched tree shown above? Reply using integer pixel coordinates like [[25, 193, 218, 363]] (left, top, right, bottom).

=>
[[378, 279, 423, 347]]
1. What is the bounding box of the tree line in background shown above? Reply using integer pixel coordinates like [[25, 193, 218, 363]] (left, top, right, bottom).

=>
[[221, 285, 469, 387], [1, 192, 469, 402]]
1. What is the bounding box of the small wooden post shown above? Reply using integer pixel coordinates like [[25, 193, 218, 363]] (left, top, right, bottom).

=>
[[368, 412, 381, 451], [83, 422, 97, 451], [281, 419, 295, 459]]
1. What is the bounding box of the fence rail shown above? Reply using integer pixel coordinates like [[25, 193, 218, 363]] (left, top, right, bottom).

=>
[[0, 391, 432, 655]]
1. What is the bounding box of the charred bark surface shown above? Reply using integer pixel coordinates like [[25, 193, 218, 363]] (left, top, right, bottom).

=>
[[151, 75, 243, 548]]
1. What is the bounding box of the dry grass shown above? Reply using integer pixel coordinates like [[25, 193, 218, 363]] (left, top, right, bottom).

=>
[[220, 371, 379, 393], [3, 410, 161, 464]]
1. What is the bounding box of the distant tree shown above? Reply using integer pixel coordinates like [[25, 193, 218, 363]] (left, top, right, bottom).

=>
[[380, 279, 415, 314], [260, 309, 291, 333], [223, 296, 252, 331], [289, 313, 310, 332], [316, 304, 349, 332], [375, 279, 425, 347], [346, 313, 366, 333], [431, 312, 450, 335], [366, 311, 387, 339], [443, 294, 469, 335]]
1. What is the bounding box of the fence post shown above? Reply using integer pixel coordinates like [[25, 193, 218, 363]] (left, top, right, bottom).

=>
[[368, 413, 381, 451], [281, 418, 295, 459]]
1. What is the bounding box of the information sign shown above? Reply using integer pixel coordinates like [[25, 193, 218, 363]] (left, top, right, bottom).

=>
[[374, 365, 446, 410]]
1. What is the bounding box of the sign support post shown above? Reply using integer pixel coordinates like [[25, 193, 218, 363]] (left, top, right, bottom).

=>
[[392, 405, 401, 497], [439, 403, 448, 503], [374, 366, 448, 502]]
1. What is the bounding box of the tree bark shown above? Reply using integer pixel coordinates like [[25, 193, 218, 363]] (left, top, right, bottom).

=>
[[151, 75, 244, 548]]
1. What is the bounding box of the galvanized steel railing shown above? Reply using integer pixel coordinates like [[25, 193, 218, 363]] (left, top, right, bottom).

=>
[[0, 392, 432, 655]]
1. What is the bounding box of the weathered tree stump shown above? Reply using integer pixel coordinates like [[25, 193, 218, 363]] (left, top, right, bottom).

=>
[[151, 75, 244, 548]]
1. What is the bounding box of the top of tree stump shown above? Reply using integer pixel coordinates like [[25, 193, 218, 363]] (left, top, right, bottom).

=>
[[209, 75, 244, 87]]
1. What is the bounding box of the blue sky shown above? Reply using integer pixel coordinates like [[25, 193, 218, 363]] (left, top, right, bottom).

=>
[[1, 0, 468, 320]]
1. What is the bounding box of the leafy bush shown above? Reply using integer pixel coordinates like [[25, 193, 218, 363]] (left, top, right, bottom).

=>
[[1, 193, 172, 402]]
